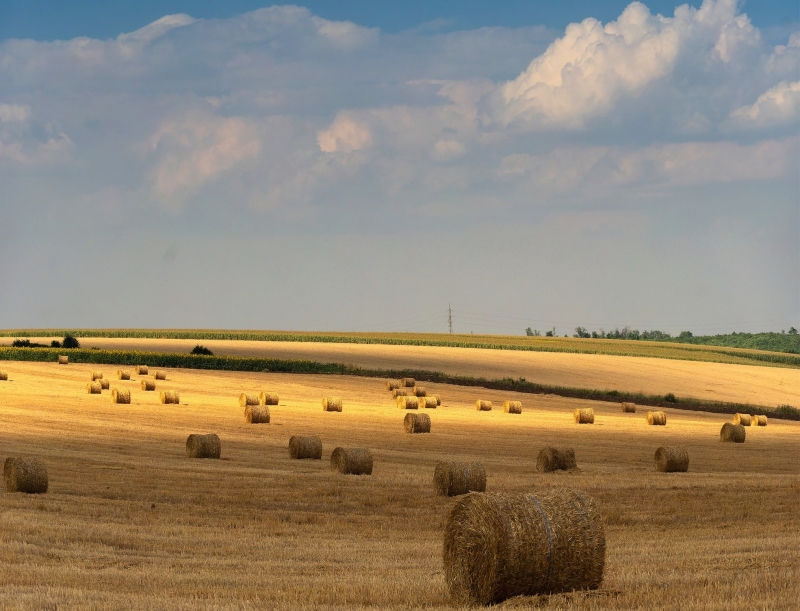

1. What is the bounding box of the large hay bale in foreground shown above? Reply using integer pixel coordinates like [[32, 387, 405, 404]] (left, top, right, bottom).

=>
[[99, 379, 110, 390], [186, 433, 221, 459], [289, 435, 322, 459], [654, 447, 689, 472], [419, 397, 438, 409], [754, 415, 767, 427], [386, 379, 401, 391], [58, 355, 68, 365], [153, 370, 167, 381], [434, 461, 487, 497], [621, 403, 636, 413], [392, 388, 409, 398], [0, 371, 7, 381], [397, 396, 419, 410], [413, 386, 427, 397], [117, 370, 130, 380], [475, 400, 492, 412], [90, 371, 103, 381], [239, 393, 259, 407], [574, 408, 594, 424], [245, 405, 270, 423], [733, 413, 752, 426], [503, 401, 522, 414], [86, 382, 101, 394], [4, 458, 48, 493], [160, 390, 180, 405], [330, 447, 373, 475], [111, 388, 131, 404], [401, 377, 415, 387], [134, 365, 148, 375], [646, 411, 667, 426], [259, 391, 279, 406], [322, 397, 342, 412], [443, 490, 605, 605], [404, 412, 431, 433], [536, 447, 577, 473], [720, 422, 746, 443], [141, 380, 156, 391]]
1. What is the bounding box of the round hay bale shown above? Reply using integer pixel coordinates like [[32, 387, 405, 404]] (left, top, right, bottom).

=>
[[4, 458, 48, 494], [134, 365, 148, 375], [754, 415, 767, 427], [621, 403, 636, 413], [392, 388, 409, 398], [419, 397, 438, 409], [186, 433, 221, 459], [90, 371, 103, 381], [733, 413, 752, 426], [322, 397, 343, 412], [434, 461, 487, 497], [259, 391, 279, 406], [433, 394, 441, 406], [720, 422, 746, 443], [99, 379, 110, 390], [646, 411, 667, 426], [574, 408, 594, 424], [141, 380, 156, 391], [404, 412, 431, 433], [330, 447, 373, 475], [536, 447, 577, 472], [289, 435, 322, 460], [245, 405, 270, 424], [86, 382, 101, 394], [401, 377, 416, 387], [386, 379, 401, 391], [58, 355, 68, 365], [443, 489, 605, 605], [413, 386, 427, 397], [397, 396, 419, 410], [654, 446, 689, 472], [475, 400, 492, 411], [239, 393, 259, 407], [117, 370, 130, 380], [503, 401, 522, 414], [111, 388, 131, 404], [160, 390, 180, 405], [0, 371, 8, 381], [153, 370, 167, 381]]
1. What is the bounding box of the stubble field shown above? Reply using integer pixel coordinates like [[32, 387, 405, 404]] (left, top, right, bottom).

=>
[[1, 358, 798, 610]]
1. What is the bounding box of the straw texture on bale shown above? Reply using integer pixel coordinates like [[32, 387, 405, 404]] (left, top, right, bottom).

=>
[[58, 355, 68, 365], [4, 458, 48, 494], [90, 372, 103, 381], [160, 390, 180, 405], [259, 392, 279, 406], [574, 408, 594, 424], [111, 388, 131, 404], [754, 415, 767, 426], [186, 433, 221, 458], [419, 397, 438, 409], [433, 394, 441, 406], [141, 380, 156, 391], [87, 382, 101, 394], [392, 388, 409, 398], [536, 447, 577, 473], [434, 461, 487, 497], [404, 412, 431, 433], [646, 411, 667, 426], [154, 370, 167, 380], [401, 377, 416, 387], [0, 371, 7, 381], [330, 447, 373, 475], [621, 403, 636, 413], [322, 397, 343, 412], [244, 405, 270, 424], [503, 401, 522, 414], [654, 447, 689, 472], [413, 386, 427, 397], [117, 370, 130, 380], [475, 400, 492, 411], [289, 435, 323, 460], [443, 489, 605, 605], [386, 379, 401, 391], [239, 393, 259, 407], [397, 396, 419, 410], [99, 379, 110, 390], [720, 422, 746, 443], [733, 413, 752, 426], [134, 365, 148, 375]]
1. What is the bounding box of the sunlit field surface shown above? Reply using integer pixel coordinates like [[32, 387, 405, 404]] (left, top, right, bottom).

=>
[[1, 360, 798, 610]]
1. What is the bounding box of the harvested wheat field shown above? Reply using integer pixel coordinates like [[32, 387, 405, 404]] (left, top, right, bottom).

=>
[[0, 359, 798, 610]]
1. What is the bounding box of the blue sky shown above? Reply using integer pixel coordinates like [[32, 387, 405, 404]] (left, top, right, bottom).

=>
[[0, 1, 798, 334]]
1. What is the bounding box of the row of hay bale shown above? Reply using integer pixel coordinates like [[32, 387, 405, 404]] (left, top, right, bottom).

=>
[[733, 413, 767, 426]]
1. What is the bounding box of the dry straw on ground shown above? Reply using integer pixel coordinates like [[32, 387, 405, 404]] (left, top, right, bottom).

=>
[[413, 386, 427, 397], [536, 447, 577, 473], [396, 396, 419, 410], [244, 405, 270, 424], [401, 377, 415, 387], [733, 413, 752, 426], [475, 400, 492, 411], [58, 355, 68, 364], [654, 447, 689, 472], [391, 388, 408, 398], [259, 392, 279, 406], [289, 435, 323, 460], [90, 372, 103, 381], [720, 422, 746, 442], [322, 397, 343, 412], [443, 489, 605, 605], [4, 457, 49, 494], [86, 382, 101, 394], [111, 388, 130, 404], [0, 371, 8, 381], [386, 379, 400, 391], [99, 379, 110, 390], [419, 397, 437, 409], [574, 408, 594, 424], [647, 411, 667, 426], [186, 433, 221, 459], [404, 412, 431, 433], [503, 400, 522, 414], [330, 447, 373, 475], [134, 365, 148, 375], [117, 370, 130, 380], [754, 415, 768, 426], [434, 461, 487, 497], [160, 390, 180, 405], [433, 394, 441, 406], [141, 380, 155, 391], [621, 402, 636, 413], [154, 371, 167, 380], [239, 393, 259, 407]]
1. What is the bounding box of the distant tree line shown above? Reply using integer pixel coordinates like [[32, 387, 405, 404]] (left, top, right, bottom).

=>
[[12, 335, 80, 349]]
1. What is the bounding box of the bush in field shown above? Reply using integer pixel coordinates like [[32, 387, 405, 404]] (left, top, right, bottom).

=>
[[62, 335, 80, 349], [191, 345, 213, 356]]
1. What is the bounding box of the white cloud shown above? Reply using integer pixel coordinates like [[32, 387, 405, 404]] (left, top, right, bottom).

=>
[[317, 113, 372, 154], [117, 14, 196, 45], [431, 139, 466, 161], [728, 81, 800, 128], [0, 104, 31, 123]]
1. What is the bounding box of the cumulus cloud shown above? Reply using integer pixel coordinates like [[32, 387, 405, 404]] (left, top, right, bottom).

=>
[[728, 81, 800, 128], [317, 113, 372, 153], [0, 104, 31, 123]]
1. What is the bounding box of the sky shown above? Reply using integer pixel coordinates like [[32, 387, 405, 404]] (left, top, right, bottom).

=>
[[0, 0, 798, 336]]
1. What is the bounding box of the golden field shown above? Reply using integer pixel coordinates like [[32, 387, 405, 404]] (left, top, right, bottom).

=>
[[1, 359, 798, 610]]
